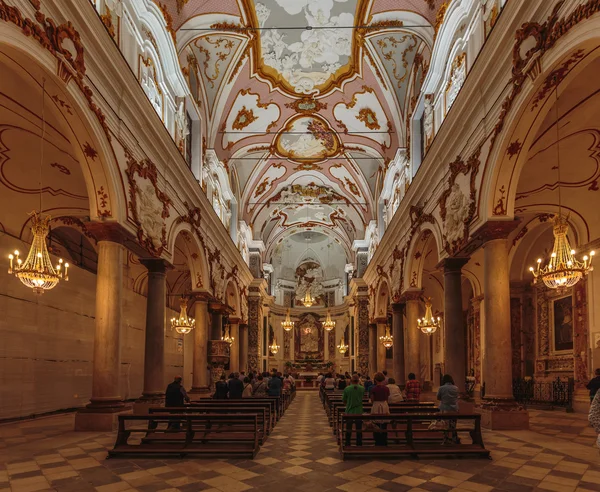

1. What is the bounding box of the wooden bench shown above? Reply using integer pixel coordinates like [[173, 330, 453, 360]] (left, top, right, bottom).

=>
[[148, 406, 269, 444], [329, 400, 436, 429], [192, 397, 281, 423], [339, 414, 490, 460], [108, 414, 259, 458]]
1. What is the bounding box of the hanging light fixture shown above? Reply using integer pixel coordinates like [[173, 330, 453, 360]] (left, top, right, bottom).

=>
[[337, 334, 348, 354], [528, 87, 594, 289], [379, 324, 393, 348], [323, 310, 335, 331], [222, 323, 234, 345], [269, 336, 280, 355], [417, 297, 441, 335], [281, 308, 294, 331], [302, 289, 315, 308], [170, 296, 195, 334], [7, 80, 69, 294]]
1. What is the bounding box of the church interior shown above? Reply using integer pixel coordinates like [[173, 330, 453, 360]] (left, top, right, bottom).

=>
[[1, 0, 600, 490]]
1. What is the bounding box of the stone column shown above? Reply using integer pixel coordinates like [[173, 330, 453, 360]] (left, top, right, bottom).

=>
[[403, 290, 422, 382], [357, 297, 370, 376], [210, 306, 223, 340], [391, 303, 406, 383], [134, 259, 169, 413], [75, 241, 127, 431], [440, 258, 469, 391], [229, 319, 240, 373], [239, 323, 248, 373], [376, 321, 387, 373], [247, 296, 261, 373], [368, 323, 377, 376], [190, 298, 210, 396], [481, 238, 529, 429]]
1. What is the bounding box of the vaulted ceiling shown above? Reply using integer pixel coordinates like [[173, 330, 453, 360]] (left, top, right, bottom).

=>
[[170, 0, 442, 254]]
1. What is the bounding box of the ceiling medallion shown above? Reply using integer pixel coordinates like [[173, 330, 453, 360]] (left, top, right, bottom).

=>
[[8, 212, 69, 294], [356, 107, 381, 130], [232, 105, 258, 130], [274, 115, 341, 163], [171, 296, 195, 334], [284, 98, 328, 114], [417, 297, 441, 335]]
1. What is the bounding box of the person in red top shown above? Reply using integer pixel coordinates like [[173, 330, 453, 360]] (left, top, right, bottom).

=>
[[405, 373, 421, 402], [370, 372, 390, 446]]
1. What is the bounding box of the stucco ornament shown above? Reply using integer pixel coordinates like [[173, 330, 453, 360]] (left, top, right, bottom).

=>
[[211, 263, 225, 300], [137, 182, 164, 249], [175, 101, 189, 151], [444, 183, 469, 245], [423, 94, 434, 141]]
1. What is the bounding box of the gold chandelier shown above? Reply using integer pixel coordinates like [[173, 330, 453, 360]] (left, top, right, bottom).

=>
[[323, 310, 335, 331], [530, 215, 594, 289], [170, 297, 195, 334], [379, 325, 393, 348], [281, 308, 294, 331], [528, 87, 594, 289], [8, 212, 69, 295], [337, 334, 348, 354], [222, 324, 234, 345], [302, 288, 315, 307], [417, 297, 441, 335], [269, 336, 280, 355]]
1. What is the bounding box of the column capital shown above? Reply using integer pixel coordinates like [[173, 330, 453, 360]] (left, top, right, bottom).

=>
[[391, 302, 405, 313], [399, 288, 423, 302], [209, 302, 233, 315], [463, 219, 522, 256], [437, 257, 469, 273], [228, 317, 241, 325], [139, 258, 173, 274], [374, 317, 388, 325]]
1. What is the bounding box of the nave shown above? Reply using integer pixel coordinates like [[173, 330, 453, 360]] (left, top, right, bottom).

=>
[[1, 393, 599, 492]]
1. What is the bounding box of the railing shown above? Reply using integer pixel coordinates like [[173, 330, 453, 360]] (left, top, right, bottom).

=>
[[512, 377, 574, 412]]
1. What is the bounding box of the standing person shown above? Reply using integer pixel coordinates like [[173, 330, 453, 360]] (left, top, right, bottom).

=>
[[214, 374, 229, 399], [164, 376, 190, 430], [343, 374, 365, 446], [228, 373, 244, 399], [317, 373, 324, 385], [387, 378, 404, 404], [242, 377, 253, 398], [337, 375, 347, 390], [363, 375, 374, 394], [324, 373, 336, 391], [283, 373, 292, 392], [370, 372, 390, 446], [238, 371, 246, 382], [437, 374, 460, 445], [589, 392, 600, 452], [405, 373, 422, 402], [586, 369, 600, 402], [268, 371, 282, 397], [253, 374, 268, 397]]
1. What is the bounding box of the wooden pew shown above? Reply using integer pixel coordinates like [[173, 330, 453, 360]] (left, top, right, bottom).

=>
[[148, 406, 269, 444], [192, 397, 280, 423], [339, 413, 490, 460], [329, 400, 436, 429], [108, 414, 259, 459]]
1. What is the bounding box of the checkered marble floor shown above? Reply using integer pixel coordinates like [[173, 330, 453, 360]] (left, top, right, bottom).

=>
[[0, 394, 599, 492]]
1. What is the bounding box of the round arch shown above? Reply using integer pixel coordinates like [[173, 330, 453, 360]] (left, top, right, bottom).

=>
[[374, 279, 390, 320], [403, 222, 444, 291], [167, 223, 209, 293], [224, 279, 241, 319]]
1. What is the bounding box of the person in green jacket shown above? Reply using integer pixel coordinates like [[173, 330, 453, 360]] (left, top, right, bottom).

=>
[[342, 374, 365, 446]]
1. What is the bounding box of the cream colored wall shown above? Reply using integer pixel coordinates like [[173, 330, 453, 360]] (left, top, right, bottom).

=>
[[0, 235, 182, 420]]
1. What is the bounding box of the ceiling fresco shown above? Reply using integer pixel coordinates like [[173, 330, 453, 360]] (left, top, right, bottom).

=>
[[172, 0, 443, 254]]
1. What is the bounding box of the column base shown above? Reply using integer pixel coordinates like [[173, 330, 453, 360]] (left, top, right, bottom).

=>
[[133, 395, 165, 415], [74, 405, 132, 432], [572, 388, 591, 413], [476, 399, 529, 430]]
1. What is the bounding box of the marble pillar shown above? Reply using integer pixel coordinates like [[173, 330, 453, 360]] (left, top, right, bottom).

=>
[[480, 238, 529, 429], [134, 259, 169, 413], [239, 323, 248, 373], [376, 321, 387, 373], [441, 258, 469, 391], [357, 297, 370, 376], [368, 323, 377, 376], [391, 303, 406, 383], [75, 241, 129, 431], [229, 320, 240, 373], [404, 291, 422, 382], [190, 299, 210, 396]]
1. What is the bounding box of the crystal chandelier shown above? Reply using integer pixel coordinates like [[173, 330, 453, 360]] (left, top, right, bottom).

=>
[[528, 87, 594, 289], [269, 336, 280, 355], [417, 297, 441, 335], [530, 215, 594, 289], [8, 212, 69, 294], [337, 334, 348, 354], [281, 308, 294, 331], [170, 296, 195, 334], [323, 310, 335, 331], [302, 288, 315, 308], [379, 325, 393, 348], [221, 323, 234, 345]]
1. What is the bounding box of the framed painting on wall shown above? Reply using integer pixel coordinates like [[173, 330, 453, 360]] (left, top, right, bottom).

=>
[[551, 294, 574, 353]]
